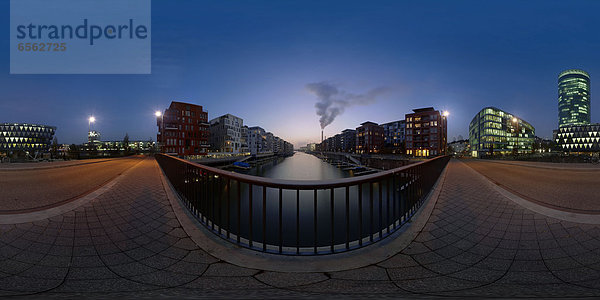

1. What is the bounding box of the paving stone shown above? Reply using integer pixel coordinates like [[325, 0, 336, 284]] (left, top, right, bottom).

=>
[[255, 271, 328, 288], [203, 262, 259, 277], [329, 265, 388, 281]]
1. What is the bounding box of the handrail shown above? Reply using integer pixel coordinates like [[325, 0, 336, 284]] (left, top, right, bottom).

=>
[[156, 153, 450, 255], [158, 153, 445, 190]]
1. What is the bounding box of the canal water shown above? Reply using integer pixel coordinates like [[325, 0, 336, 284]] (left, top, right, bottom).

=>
[[191, 151, 412, 254], [231, 151, 351, 180]]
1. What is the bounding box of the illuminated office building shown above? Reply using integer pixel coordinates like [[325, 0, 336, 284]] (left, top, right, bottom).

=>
[[554, 70, 600, 152], [469, 107, 535, 158], [0, 123, 56, 156], [558, 69, 590, 128]]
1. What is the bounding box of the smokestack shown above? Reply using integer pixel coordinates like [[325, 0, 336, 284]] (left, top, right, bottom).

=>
[[321, 130, 323, 143]]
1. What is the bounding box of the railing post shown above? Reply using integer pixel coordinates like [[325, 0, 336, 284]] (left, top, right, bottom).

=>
[[226, 178, 231, 239], [262, 186, 267, 252], [358, 183, 363, 247], [249, 183, 253, 248], [278, 188, 282, 254], [379, 179, 383, 239], [386, 177, 390, 234], [296, 189, 300, 255], [369, 182, 373, 243], [237, 180, 241, 244], [345, 186, 350, 250], [313, 189, 318, 254], [330, 188, 334, 253]]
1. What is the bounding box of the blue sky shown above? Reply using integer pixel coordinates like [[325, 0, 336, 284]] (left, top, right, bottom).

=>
[[1, 0, 600, 147]]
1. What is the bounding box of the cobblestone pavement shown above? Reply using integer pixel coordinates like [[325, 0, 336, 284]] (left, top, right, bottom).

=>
[[2, 158, 600, 298]]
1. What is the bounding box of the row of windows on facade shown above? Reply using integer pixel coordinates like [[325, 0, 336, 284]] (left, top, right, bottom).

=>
[[406, 120, 439, 128], [406, 115, 439, 122], [0, 143, 49, 149], [0, 132, 54, 138], [0, 125, 55, 132], [164, 138, 210, 147], [0, 137, 52, 143]]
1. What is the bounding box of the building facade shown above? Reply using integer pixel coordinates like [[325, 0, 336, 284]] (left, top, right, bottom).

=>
[[469, 107, 535, 158], [340, 129, 356, 152], [553, 124, 600, 152], [558, 69, 591, 128], [247, 126, 267, 155], [555, 69, 599, 153], [405, 108, 448, 157], [356, 121, 384, 154], [157, 101, 210, 156], [0, 123, 56, 157], [209, 114, 243, 154], [382, 120, 406, 153], [240, 125, 249, 153]]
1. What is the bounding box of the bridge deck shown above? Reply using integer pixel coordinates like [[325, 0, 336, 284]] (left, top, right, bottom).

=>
[[1, 158, 600, 297]]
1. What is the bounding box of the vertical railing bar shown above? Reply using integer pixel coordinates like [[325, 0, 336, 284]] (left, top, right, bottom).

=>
[[345, 185, 350, 250], [249, 183, 253, 248], [226, 178, 231, 239], [218, 176, 222, 235], [237, 180, 241, 244], [330, 188, 334, 253], [379, 179, 383, 239], [313, 189, 318, 254], [296, 189, 300, 255], [369, 181, 374, 243], [210, 174, 215, 230], [279, 188, 283, 254], [386, 176, 390, 234], [262, 186, 267, 252], [358, 183, 363, 247]]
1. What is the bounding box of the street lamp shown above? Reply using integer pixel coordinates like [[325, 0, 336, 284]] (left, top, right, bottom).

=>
[[155, 111, 164, 153], [88, 116, 95, 131], [512, 117, 519, 156], [442, 111, 449, 155]]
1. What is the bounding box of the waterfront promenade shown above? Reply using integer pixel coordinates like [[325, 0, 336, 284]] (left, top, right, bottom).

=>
[[2, 158, 600, 297]]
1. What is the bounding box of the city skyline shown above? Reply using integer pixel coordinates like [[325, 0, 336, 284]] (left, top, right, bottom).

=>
[[1, 1, 600, 148]]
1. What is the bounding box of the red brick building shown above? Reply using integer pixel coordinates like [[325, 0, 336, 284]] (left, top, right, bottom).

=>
[[405, 107, 448, 157], [157, 101, 210, 156], [356, 121, 384, 154]]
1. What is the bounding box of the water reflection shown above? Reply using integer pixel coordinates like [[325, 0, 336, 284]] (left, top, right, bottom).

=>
[[230, 152, 351, 180]]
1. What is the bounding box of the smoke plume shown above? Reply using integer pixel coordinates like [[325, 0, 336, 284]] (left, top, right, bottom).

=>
[[307, 82, 388, 129]]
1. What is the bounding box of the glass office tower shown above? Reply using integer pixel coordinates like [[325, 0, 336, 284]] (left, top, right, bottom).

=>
[[558, 69, 591, 128], [469, 107, 535, 158]]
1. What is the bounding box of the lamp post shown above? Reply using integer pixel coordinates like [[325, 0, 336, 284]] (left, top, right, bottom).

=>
[[512, 117, 519, 157], [155, 111, 163, 153], [88, 116, 96, 144], [442, 111, 449, 155]]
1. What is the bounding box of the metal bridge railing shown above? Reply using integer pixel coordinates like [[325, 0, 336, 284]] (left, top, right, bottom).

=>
[[156, 154, 449, 255]]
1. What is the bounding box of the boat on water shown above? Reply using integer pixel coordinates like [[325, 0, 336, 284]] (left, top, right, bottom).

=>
[[232, 161, 251, 170]]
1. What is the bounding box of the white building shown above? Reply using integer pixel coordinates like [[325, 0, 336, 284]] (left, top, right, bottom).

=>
[[247, 126, 267, 155], [209, 114, 243, 154]]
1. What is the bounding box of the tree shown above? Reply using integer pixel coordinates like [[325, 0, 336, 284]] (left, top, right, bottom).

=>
[[51, 137, 59, 159], [123, 133, 130, 154]]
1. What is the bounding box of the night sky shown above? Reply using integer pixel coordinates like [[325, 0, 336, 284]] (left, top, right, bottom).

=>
[[1, 0, 599, 147]]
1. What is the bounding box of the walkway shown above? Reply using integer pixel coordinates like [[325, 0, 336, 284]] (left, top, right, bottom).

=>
[[1, 158, 600, 297]]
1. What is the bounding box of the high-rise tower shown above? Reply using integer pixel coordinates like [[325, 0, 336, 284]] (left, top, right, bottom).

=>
[[558, 69, 591, 128]]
